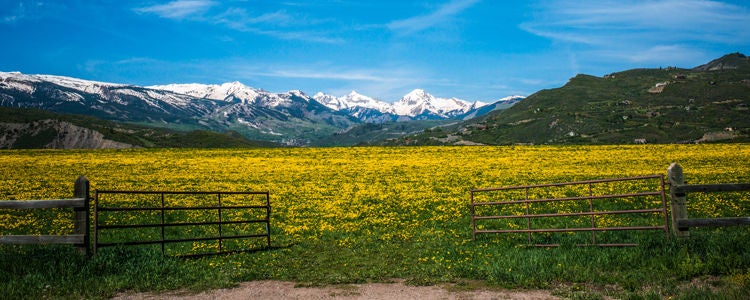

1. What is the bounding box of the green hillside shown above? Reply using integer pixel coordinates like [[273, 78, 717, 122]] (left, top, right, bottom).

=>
[[390, 53, 750, 145]]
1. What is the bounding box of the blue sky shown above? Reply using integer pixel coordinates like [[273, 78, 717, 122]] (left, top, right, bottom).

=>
[[1, 0, 749, 102]]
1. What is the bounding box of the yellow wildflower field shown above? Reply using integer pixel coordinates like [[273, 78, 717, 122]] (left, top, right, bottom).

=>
[[0, 144, 748, 245]]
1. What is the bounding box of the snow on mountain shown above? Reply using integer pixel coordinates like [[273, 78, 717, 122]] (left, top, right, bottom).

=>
[[0, 71, 128, 100], [1, 72, 41, 94], [149, 82, 308, 108], [497, 95, 526, 103], [149, 82, 260, 103], [1, 71, 175, 107], [312, 92, 339, 109], [313, 91, 395, 114], [35, 74, 129, 93], [314, 89, 494, 119], [393, 89, 481, 118]]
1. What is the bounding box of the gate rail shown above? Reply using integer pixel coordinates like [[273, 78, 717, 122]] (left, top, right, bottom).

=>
[[471, 175, 669, 246], [94, 190, 270, 257]]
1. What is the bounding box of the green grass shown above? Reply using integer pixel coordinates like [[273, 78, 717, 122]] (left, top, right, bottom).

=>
[[2, 228, 750, 299]]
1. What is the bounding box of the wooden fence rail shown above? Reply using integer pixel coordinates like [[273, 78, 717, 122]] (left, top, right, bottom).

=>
[[0, 176, 90, 255], [667, 163, 750, 238]]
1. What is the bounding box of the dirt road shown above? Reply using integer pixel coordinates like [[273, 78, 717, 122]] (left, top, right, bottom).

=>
[[113, 280, 560, 299]]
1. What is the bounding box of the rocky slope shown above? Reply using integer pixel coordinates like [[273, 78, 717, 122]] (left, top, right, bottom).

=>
[[0, 119, 135, 149]]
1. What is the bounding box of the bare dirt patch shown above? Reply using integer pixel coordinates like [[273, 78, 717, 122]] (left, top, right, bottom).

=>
[[113, 280, 560, 300]]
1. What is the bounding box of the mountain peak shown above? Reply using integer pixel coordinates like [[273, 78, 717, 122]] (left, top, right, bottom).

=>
[[404, 89, 429, 98], [343, 90, 379, 103], [313, 90, 393, 115], [392, 89, 482, 118], [222, 81, 246, 88]]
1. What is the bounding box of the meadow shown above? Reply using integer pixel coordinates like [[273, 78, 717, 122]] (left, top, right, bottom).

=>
[[1, 144, 749, 299]]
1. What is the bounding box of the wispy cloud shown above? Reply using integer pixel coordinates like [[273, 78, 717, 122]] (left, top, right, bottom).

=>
[[134, 0, 217, 20], [230, 62, 425, 86], [521, 0, 750, 64], [134, 1, 341, 43], [387, 0, 481, 35], [212, 8, 344, 43]]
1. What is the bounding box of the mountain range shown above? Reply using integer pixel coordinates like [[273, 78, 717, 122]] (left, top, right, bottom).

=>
[[311, 90, 521, 123], [0, 71, 521, 146]]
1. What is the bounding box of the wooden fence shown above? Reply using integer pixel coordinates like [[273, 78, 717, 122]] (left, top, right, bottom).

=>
[[667, 163, 750, 237], [0, 176, 90, 255]]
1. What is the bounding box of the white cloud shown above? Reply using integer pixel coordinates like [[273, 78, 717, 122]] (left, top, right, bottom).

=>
[[387, 0, 480, 35], [134, 0, 217, 20]]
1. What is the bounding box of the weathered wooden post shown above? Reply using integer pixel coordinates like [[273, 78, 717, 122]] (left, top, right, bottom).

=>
[[667, 163, 689, 238], [74, 176, 90, 256]]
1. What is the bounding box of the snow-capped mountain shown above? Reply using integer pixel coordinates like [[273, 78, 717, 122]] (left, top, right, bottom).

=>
[[0, 71, 521, 145], [393, 89, 483, 118], [149, 82, 260, 103], [314, 91, 394, 113], [313, 89, 502, 122], [148, 82, 311, 108], [0, 71, 218, 113], [313, 91, 399, 122], [0, 71, 356, 145]]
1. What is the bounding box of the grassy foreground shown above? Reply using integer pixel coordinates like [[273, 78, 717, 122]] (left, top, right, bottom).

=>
[[1, 144, 750, 299]]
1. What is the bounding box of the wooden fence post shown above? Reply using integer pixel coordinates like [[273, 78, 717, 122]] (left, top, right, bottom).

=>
[[74, 176, 90, 256], [667, 163, 689, 238]]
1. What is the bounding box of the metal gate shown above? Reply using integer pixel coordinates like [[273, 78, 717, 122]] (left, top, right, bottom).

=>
[[470, 175, 669, 246], [94, 190, 270, 257]]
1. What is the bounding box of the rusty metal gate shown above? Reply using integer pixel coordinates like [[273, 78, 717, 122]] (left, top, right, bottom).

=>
[[94, 190, 270, 257], [470, 175, 669, 246]]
